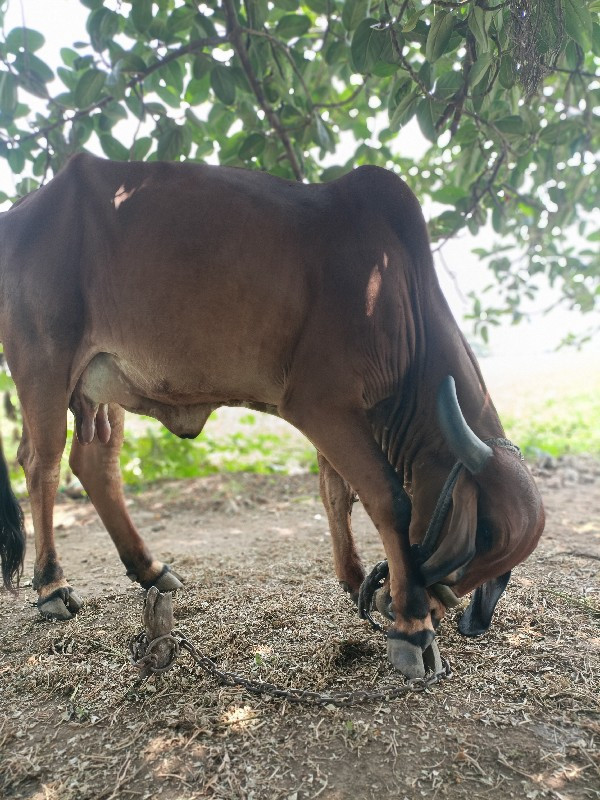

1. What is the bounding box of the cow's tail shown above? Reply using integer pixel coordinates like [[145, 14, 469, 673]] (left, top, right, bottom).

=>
[[0, 438, 25, 593]]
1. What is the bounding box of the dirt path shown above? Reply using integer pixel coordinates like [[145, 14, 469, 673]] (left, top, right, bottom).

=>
[[1, 459, 599, 800]]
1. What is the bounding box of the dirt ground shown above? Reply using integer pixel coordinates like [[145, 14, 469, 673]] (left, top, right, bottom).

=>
[[1, 456, 599, 800]]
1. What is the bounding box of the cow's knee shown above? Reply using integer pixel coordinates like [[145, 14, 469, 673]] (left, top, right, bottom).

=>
[[17, 435, 32, 472]]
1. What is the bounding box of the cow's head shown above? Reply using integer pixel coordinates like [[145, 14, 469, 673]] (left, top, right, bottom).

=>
[[418, 376, 544, 635]]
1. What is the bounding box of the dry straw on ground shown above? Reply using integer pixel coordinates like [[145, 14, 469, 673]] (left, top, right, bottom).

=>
[[1, 460, 599, 800]]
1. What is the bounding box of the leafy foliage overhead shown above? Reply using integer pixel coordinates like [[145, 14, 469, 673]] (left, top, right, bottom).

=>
[[0, 0, 598, 335]]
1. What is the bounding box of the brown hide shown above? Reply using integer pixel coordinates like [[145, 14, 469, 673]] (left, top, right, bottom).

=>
[[0, 155, 545, 678]]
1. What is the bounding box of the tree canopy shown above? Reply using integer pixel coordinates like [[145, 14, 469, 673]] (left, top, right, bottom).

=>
[[0, 0, 598, 338]]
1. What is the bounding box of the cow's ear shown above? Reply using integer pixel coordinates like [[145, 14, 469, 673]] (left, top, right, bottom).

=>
[[420, 470, 478, 587], [458, 571, 511, 637]]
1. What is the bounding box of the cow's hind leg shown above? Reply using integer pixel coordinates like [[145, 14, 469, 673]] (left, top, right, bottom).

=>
[[317, 452, 365, 603], [69, 403, 183, 593], [282, 401, 434, 678], [15, 390, 82, 619]]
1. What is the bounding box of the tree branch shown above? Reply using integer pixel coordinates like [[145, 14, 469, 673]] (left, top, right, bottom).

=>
[[432, 150, 506, 250], [430, 0, 509, 9], [241, 27, 314, 112], [9, 35, 226, 148], [223, 0, 304, 181], [550, 66, 600, 80]]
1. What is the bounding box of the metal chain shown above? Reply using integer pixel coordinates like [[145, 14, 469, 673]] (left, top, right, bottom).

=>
[[129, 630, 452, 706]]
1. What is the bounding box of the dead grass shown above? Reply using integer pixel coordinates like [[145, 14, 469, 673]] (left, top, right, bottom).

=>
[[0, 466, 599, 800]]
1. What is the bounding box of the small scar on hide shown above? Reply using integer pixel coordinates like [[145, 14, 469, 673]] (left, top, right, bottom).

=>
[[74, 401, 111, 445]]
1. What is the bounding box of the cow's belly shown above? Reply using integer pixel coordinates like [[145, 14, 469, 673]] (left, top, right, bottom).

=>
[[72, 352, 278, 440]]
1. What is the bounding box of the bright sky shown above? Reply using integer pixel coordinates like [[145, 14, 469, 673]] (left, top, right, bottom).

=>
[[3, 0, 597, 363]]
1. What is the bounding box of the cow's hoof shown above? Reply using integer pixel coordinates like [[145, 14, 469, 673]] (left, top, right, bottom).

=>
[[127, 564, 184, 592], [37, 587, 84, 620], [422, 639, 443, 674], [387, 630, 436, 679], [152, 565, 184, 592]]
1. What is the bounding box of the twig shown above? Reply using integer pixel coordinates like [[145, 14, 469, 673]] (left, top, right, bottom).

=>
[[431, 149, 506, 251], [496, 749, 536, 781], [223, 0, 303, 181], [11, 35, 226, 148], [432, 0, 509, 9], [436, 247, 468, 304]]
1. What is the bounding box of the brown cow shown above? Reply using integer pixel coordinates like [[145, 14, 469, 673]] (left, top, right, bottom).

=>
[[0, 155, 544, 678]]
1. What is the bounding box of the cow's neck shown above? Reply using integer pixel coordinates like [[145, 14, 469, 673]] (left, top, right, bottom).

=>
[[368, 285, 504, 489]]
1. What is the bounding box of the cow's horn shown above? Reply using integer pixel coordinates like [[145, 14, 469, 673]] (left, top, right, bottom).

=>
[[437, 376, 492, 474]]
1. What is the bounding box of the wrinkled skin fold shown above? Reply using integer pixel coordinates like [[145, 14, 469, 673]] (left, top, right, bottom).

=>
[[0, 156, 544, 678]]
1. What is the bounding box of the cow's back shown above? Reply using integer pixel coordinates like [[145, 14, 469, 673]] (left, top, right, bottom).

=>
[[0, 156, 439, 408]]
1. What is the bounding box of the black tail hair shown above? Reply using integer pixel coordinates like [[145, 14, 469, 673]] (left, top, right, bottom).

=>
[[0, 442, 25, 593]]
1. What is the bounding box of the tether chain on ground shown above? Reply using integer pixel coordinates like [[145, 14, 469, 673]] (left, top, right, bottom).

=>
[[129, 629, 452, 706]]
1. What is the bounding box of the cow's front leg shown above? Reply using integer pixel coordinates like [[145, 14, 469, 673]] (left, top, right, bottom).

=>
[[68, 403, 183, 593], [317, 452, 365, 603], [17, 414, 82, 620], [282, 401, 436, 679]]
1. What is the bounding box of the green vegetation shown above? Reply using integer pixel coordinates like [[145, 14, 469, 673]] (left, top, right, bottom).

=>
[[0, 0, 598, 329], [1, 374, 597, 497], [119, 413, 318, 488], [502, 386, 600, 458]]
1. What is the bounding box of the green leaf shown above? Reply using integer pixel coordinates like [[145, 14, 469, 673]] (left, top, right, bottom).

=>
[[429, 209, 464, 237], [238, 133, 266, 160], [74, 69, 106, 107], [493, 115, 526, 138], [185, 76, 210, 105], [469, 53, 493, 88], [114, 54, 146, 76], [564, 0, 593, 50], [342, 0, 370, 32], [416, 98, 436, 142], [432, 186, 469, 205], [312, 116, 335, 152], [0, 72, 18, 115], [425, 12, 455, 63], [276, 14, 311, 40], [539, 122, 575, 145], [131, 136, 152, 160], [304, 0, 327, 12], [87, 8, 120, 51], [7, 146, 25, 173], [351, 18, 395, 73], [320, 164, 348, 182], [167, 6, 196, 36], [403, 9, 425, 33], [5, 27, 45, 53], [156, 125, 188, 161], [99, 134, 129, 160], [60, 47, 79, 68], [13, 52, 54, 84], [388, 74, 412, 110], [498, 54, 516, 89], [389, 88, 418, 129], [453, 121, 478, 145], [210, 66, 236, 105], [435, 70, 462, 100], [325, 40, 347, 65], [468, 6, 490, 51], [193, 55, 211, 80]]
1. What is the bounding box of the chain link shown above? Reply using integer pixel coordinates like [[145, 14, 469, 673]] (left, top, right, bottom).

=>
[[129, 629, 452, 706]]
